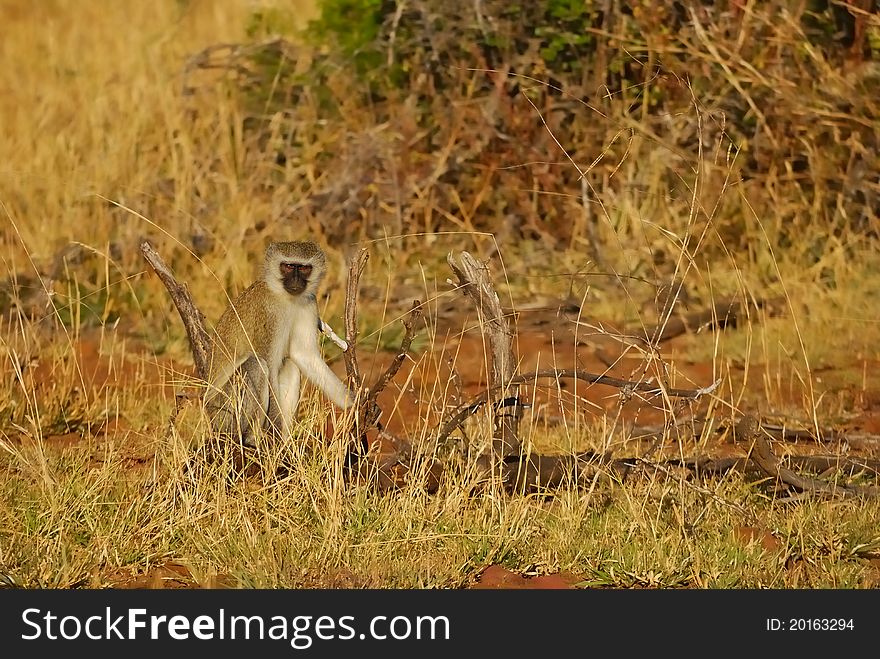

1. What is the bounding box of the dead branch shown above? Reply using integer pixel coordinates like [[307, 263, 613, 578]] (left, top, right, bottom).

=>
[[447, 251, 516, 388], [739, 415, 880, 499], [671, 454, 880, 480], [648, 296, 784, 343], [683, 456, 759, 476], [499, 452, 633, 493], [447, 251, 522, 459], [361, 300, 422, 428], [140, 241, 212, 380], [436, 368, 720, 444], [340, 250, 423, 472], [343, 248, 369, 388], [785, 455, 880, 478], [625, 417, 880, 480], [629, 416, 880, 453]]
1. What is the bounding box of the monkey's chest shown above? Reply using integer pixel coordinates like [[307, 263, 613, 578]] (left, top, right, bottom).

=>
[[279, 304, 319, 361]]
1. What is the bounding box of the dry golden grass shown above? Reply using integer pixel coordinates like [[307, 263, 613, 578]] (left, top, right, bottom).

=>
[[1, 1, 879, 589]]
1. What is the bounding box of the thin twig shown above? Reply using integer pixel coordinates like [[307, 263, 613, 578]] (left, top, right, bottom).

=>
[[436, 368, 721, 443], [343, 248, 369, 388]]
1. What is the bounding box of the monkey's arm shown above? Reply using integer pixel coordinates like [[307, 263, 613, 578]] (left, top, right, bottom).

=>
[[291, 351, 356, 409]]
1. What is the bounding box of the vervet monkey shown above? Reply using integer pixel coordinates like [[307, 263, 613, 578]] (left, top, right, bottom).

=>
[[205, 240, 355, 445]]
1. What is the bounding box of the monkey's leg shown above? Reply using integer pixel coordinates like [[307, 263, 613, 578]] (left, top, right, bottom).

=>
[[239, 357, 271, 447], [205, 371, 248, 438], [204, 352, 251, 439], [205, 387, 239, 438], [270, 357, 302, 438]]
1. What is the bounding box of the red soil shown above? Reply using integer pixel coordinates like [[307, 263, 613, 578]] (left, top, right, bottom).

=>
[[14, 302, 879, 589]]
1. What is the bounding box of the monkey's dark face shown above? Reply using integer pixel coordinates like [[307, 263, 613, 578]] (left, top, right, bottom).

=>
[[279, 262, 313, 296]]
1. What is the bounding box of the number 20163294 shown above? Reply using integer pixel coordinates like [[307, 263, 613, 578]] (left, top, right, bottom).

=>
[[766, 618, 854, 631]]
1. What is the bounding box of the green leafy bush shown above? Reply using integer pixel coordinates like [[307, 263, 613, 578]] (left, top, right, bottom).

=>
[[214, 0, 878, 262]]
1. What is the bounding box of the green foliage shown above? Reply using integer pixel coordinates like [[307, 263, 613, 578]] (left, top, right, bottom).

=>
[[535, 0, 597, 70], [245, 6, 301, 39], [310, 0, 385, 65], [228, 0, 878, 259]]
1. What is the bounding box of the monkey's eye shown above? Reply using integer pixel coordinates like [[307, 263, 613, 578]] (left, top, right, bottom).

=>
[[280, 263, 296, 275], [299, 264, 313, 278]]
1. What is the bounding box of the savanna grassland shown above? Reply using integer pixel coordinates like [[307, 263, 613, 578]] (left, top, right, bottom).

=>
[[1, 0, 879, 589]]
